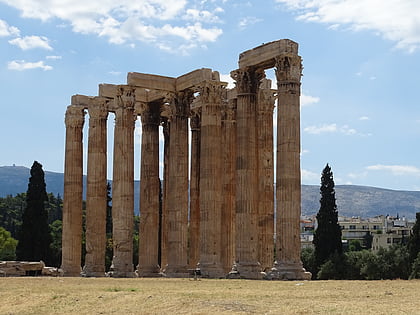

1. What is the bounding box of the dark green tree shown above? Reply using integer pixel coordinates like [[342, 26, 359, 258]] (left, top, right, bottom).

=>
[[105, 183, 113, 271], [407, 212, 420, 265], [16, 161, 52, 263], [0, 227, 18, 260], [313, 164, 342, 277]]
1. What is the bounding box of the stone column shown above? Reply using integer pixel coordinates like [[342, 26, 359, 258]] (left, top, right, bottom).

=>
[[221, 97, 236, 273], [164, 91, 192, 277], [83, 98, 108, 277], [111, 86, 136, 278], [160, 118, 169, 270], [138, 102, 161, 276], [189, 110, 201, 269], [61, 104, 85, 276], [199, 81, 226, 278], [257, 79, 275, 272], [269, 54, 311, 280], [229, 68, 265, 279]]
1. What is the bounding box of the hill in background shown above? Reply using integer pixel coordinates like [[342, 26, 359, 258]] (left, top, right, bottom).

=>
[[1, 165, 419, 219]]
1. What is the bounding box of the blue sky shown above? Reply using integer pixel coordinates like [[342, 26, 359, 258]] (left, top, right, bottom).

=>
[[1, 0, 419, 191]]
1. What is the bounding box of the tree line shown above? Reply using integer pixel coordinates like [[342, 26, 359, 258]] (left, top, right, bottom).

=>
[[0, 161, 140, 270], [1, 161, 419, 279], [304, 164, 420, 280]]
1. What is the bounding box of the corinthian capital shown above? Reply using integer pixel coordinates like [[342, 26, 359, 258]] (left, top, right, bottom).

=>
[[115, 86, 136, 110], [275, 55, 302, 83], [231, 68, 265, 94], [65, 105, 85, 128], [88, 97, 109, 120], [167, 90, 193, 119], [197, 80, 227, 105]]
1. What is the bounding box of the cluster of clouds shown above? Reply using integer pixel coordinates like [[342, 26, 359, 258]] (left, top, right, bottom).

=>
[[276, 0, 420, 53], [1, 18, 57, 71], [1, 0, 225, 58]]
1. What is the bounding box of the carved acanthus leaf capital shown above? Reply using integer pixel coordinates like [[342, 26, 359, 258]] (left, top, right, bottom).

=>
[[88, 97, 109, 120], [115, 86, 136, 110], [231, 68, 265, 94], [197, 80, 227, 105], [65, 105, 85, 128], [258, 88, 276, 112], [167, 90, 193, 119], [275, 55, 302, 83]]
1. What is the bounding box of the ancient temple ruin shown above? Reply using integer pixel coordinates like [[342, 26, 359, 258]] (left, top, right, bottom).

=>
[[61, 39, 311, 280]]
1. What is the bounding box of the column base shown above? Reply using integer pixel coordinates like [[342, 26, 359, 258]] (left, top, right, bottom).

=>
[[137, 265, 161, 277], [227, 261, 264, 280], [60, 264, 81, 277], [108, 262, 136, 278], [265, 261, 312, 280], [108, 270, 137, 278], [81, 265, 105, 277], [199, 262, 226, 279], [162, 264, 190, 278]]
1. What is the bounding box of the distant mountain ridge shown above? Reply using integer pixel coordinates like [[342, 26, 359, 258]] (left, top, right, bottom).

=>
[[1, 165, 419, 219]]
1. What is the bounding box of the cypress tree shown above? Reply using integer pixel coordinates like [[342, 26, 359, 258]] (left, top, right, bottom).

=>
[[16, 161, 52, 263], [313, 164, 342, 276], [408, 212, 420, 264]]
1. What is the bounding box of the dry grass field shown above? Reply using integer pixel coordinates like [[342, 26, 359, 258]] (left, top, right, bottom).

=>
[[0, 277, 419, 314]]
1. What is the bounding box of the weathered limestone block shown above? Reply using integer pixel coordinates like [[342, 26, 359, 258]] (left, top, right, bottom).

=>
[[239, 39, 299, 69]]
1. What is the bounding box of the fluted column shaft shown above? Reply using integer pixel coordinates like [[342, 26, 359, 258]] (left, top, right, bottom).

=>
[[189, 111, 201, 268], [160, 118, 170, 269], [61, 105, 85, 276], [111, 87, 136, 277], [221, 99, 236, 273], [165, 91, 191, 276], [138, 102, 161, 276], [199, 81, 225, 278], [257, 81, 275, 272], [273, 54, 310, 280], [83, 99, 108, 276], [231, 68, 264, 279]]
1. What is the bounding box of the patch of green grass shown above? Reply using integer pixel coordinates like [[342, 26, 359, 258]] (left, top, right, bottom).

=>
[[105, 287, 139, 292]]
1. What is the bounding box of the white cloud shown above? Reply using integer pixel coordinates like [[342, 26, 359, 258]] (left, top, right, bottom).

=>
[[276, 0, 420, 53], [220, 73, 235, 88], [359, 116, 369, 121], [238, 16, 262, 29], [301, 93, 320, 107], [46, 55, 62, 60], [9, 35, 53, 50], [0, 0, 223, 52], [304, 123, 363, 136], [183, 9, 221, 23], [0, 19, 20, 37], [304, 123, 337, 134], [8, 60, 53, 71], [366, 164, 420, 176], [301, 169, 319, 181], [109, 71, 122, 76]]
